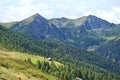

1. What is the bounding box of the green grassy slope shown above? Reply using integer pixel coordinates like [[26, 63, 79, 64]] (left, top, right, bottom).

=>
[[0, 49, 60, 80]]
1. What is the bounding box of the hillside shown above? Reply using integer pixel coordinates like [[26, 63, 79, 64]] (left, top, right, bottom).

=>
[[50, 15, 120, 62], [0, 25, 120, 80], [0, 49, 59, 80], [95, 38, 120, 62], [0, 21, 17, 28]]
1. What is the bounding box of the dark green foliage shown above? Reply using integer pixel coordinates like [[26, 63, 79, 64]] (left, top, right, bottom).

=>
[[0, 25, 120, 79], [2, 14, 120, 63], [37, 60, 41, 69], [94, 26, 120, 62], [36, 60, 120, 80], [96, 39, 120, 62], [27, 58, 32, 64], [47, 41, 120, 74], [0, 25, 49, 56], [36, 60, 82, 80], [50, 15, 120, 63]]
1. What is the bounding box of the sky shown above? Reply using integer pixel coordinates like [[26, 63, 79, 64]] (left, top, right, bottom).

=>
[[0, 0, 120, 23]]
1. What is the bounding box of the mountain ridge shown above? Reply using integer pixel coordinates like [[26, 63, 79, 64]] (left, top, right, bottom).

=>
[[1, 13, 120, 80], [10, 13, 64, 40], [1, 13, 120, 62], [50, 14, 115, 30], [0, 25, 120, 75]]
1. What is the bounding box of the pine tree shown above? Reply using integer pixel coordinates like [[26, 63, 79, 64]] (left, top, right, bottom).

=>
[[37, 60, 41, 69], [27, 58, 32, 64], [45, 62, 50, 72]]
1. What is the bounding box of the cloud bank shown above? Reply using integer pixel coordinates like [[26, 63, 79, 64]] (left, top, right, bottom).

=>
[[0, 0, 120, 23]]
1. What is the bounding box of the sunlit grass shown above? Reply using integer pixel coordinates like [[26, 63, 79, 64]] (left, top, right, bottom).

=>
[[0, 49, 61, 80]]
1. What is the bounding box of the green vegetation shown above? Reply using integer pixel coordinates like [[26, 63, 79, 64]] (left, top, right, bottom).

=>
[[1, 49, 120, 80], [0, 25, 120, 80], [96, 39, 120, 62], [2, 14, 120, 63], [94, 26, 120, 62], [50, 15, 120, 63], [3, 13, 120, 63], [0, 50, 59, 80]]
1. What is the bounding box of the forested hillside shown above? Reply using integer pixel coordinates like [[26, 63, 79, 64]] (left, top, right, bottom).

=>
[[0, 25, 120, 80], [1, 14, 120, 63]]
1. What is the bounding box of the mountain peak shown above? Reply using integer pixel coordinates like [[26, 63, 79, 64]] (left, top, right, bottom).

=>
[[86, 15, 99, 20], [24, 13, 48, 23], [31, 13, 44, 19], [87, 15, 96, 17], [86, 15, 110, 23], [80, 15, 113, 30], [32, 13, 41, 17], [11, 13, 63, 40]]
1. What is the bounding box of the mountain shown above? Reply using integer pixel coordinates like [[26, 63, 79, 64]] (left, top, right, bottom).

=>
[[10, 13, 64, 40], [50, 15, 120, 63], [79, 15, 114, 30], [1, 14, 120, 79], [50, 15, 118, 50], [0, 25, 120, 75], [1, 14, 120, 62], [50, 15, 115, 30]]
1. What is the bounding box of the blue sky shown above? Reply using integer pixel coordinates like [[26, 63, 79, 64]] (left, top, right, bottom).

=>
[[0, 0, 120, 23]]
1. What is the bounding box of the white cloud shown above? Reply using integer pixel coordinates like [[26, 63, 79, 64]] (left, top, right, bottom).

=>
[[112, 7, 120, 14], [96, 10, 116, 22], [92, 8, 120, 23], [0, 0, 120, 23]]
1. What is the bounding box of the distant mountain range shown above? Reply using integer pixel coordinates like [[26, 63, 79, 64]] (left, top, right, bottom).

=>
[[50, 15, 115, 29], [1, 13, 120, 80], [0, 13, 120, 62]]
